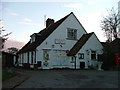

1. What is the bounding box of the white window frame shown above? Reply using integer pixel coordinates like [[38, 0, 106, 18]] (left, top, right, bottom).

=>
[[67, 28, 77, 40], [78, 53, 84, 59]]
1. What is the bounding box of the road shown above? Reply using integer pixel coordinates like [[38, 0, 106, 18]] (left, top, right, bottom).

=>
[[14, 69, 119, 88]]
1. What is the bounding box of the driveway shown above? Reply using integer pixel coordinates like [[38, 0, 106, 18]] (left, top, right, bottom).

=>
[[14, 69, 119, 88]]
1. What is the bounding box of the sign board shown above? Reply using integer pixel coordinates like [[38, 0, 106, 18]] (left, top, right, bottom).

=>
[[55, 39, 65, 44]]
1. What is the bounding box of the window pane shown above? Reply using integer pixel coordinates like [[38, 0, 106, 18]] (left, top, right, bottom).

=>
[[78, 53, 84, 59], [67, 28, 77, 40]]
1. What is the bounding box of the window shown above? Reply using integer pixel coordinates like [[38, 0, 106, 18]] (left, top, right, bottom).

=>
[[71, 57, 74, 63], [78, 53, 84, 59], [30, 34, 36, 43], [91, 51, 97, 60], [31, 36, 35, 43], [67, 28, 77, 40], [71, 56, 76, 63]]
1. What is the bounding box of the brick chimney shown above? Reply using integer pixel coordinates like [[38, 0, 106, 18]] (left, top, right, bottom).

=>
[[46, 18, 54, 28]]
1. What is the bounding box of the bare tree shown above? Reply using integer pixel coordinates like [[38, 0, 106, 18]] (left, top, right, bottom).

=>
[[0, 20, 12, 49], [101, 8, 120, 42]]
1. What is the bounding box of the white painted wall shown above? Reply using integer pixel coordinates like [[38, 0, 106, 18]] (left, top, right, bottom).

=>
[[76, 33, 103, 69], [36, 13, 87, 69], [49, 50, 69, 68], [79, 34, 103, 54]]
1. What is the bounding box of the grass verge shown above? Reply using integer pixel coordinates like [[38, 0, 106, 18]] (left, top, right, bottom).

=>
[[2, 70, 17, 81]]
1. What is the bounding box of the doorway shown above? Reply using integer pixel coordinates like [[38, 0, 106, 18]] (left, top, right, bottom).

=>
[[80, 62, 85, 69]]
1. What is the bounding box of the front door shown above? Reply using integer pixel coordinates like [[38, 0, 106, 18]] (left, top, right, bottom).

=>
[[80, 62, 85, 69]]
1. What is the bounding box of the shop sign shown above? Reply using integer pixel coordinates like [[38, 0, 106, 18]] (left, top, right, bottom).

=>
[[55, 39, 65, 44]]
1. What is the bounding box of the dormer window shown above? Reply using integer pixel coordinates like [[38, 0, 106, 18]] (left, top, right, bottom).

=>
[[31, 36, 35, 43], [30, 33, 36, 43]]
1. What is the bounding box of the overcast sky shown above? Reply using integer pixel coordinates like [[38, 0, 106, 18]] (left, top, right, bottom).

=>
[[0, 0, 119, 43]]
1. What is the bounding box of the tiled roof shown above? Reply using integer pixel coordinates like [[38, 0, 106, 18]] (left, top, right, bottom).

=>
[[110, 38, 120, 53], [17, 12, 72, 54], [101, 38, 120, 53], [67, 32, 94, 56]]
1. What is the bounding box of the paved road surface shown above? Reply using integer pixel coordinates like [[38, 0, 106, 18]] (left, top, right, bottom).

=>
[[14, 69, 119, 88]]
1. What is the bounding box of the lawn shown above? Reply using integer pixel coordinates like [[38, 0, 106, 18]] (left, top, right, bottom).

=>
[[2, 69, 17, 81]]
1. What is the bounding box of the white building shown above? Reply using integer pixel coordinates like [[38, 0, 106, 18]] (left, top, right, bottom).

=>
[[17, 12, 103, 69], [118, 1, 120, 38]]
